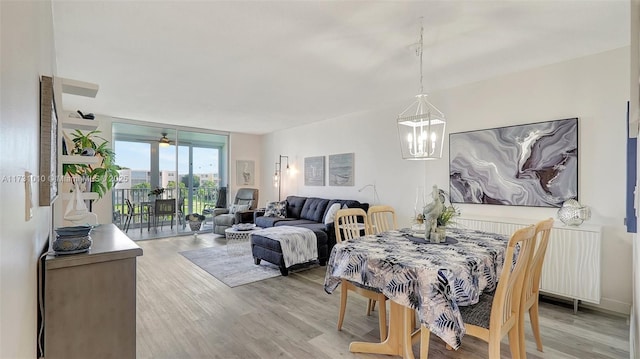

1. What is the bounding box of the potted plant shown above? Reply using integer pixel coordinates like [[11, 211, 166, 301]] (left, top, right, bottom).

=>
[[437, 203, 460, 228], [186, 213, 206, 232], [148, 187, 165, 198], [63, 129, 120, 199]]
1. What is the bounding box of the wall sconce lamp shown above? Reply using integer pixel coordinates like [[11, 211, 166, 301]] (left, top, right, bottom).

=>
[[357, 183, 380, 205], [274, 155, 289, 201]]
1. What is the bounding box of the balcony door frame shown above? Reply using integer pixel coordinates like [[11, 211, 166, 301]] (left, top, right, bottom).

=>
[[112, 121, 229, 237]]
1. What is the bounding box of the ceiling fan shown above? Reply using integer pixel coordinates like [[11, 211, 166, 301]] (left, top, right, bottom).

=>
[[159, 132, 171, 147]]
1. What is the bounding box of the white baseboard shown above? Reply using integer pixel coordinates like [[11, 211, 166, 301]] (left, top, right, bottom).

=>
[[583, 297, 631, 317], [541, 293, 631, 317]]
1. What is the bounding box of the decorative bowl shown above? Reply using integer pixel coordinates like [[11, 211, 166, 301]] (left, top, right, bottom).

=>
[[232, 223, 256, 231], [53, 235, 92, 254], [55, 225, 93, 237]]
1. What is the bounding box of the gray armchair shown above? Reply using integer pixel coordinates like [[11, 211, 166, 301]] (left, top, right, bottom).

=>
[[212, 188, 259, 235]]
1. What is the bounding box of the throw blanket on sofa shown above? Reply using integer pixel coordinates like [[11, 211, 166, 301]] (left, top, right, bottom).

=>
[[252, 226, 317, 267]]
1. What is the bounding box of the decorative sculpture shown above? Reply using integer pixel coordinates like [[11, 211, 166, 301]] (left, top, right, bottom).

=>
[[423, 185, 444, 241]]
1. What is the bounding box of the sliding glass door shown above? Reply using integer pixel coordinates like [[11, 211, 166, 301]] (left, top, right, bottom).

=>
[[112, 122, 228, 239], [177, 145, 219, 216]]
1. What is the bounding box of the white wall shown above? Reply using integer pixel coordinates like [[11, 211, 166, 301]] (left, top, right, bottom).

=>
[[262, 47, 632, 315], [631, 1, 639, 357], [0, 1, 56, 358], [229, 132, 262, 205]]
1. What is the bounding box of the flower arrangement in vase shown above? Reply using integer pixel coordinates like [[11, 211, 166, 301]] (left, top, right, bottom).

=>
[[148, 187, 165, 198], [437, 203, 460, 228]]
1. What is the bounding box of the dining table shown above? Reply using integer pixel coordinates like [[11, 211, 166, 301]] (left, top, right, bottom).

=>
[[323, 227, 509, 359]]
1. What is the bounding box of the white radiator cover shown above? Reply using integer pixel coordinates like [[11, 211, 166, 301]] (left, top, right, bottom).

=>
[[456, 216, 602, 304]]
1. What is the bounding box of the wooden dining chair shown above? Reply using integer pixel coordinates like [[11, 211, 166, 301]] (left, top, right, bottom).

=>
[[420, 225, 537, 359], [519, 218, 554, 358], [335, 208, 371, 241], [367, 205, 398, 234], [334, 208, 388, 341]]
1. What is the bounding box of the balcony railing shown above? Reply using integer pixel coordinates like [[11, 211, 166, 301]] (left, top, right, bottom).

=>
[[112, 186, 220, 230]]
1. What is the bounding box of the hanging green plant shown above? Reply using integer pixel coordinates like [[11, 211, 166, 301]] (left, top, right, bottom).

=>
[[62, 129, 120, 199]]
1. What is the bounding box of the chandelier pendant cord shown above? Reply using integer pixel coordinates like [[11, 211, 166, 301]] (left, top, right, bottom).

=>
[[418, 22, 424, 94], [396, 16, 445, 161]]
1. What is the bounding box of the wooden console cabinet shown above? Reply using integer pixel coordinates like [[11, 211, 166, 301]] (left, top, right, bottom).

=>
[[44, 224, 143, 359]]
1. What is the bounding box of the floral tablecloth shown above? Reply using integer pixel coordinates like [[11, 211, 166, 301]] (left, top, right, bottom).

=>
[[323, 228, 509, 349]]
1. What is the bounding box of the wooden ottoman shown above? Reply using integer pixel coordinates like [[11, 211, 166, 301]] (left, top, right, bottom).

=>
[[250, 227, 328, 276]]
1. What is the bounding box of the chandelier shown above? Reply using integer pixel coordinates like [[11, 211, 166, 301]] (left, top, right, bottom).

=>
[[397, 22, 446, 160]]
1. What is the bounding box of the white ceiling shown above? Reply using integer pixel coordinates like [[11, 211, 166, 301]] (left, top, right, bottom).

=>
[[52, 1, 630, 135]]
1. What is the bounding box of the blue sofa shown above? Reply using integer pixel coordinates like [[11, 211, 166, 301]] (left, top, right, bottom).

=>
[[253, 195, 369, 252]]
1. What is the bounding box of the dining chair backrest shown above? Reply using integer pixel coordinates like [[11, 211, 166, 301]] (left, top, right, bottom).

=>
[[518, 217, 554, 357], [523, 218, 553, 307], [335, 208, 370, 243], [367, 205, 398, 234], [491, 224, 537, 333], [154, 199, 176, 215]]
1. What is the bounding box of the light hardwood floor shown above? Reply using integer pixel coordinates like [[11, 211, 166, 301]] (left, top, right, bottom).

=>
[[136, 233, 630, 359]]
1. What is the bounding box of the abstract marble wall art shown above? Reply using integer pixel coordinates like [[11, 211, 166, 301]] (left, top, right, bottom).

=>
[[449, 118, 578, 207]]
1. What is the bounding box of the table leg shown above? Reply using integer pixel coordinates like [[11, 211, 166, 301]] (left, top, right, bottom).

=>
[[349, 301, 416, 359]]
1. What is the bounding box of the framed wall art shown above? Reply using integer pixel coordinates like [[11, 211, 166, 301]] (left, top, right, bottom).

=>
[[304, 156, 325, 186], [236, 160, 255, 186], [39, 75, 59, 206], [449, 118, 578, 207], [328, 153, 354, 186]]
